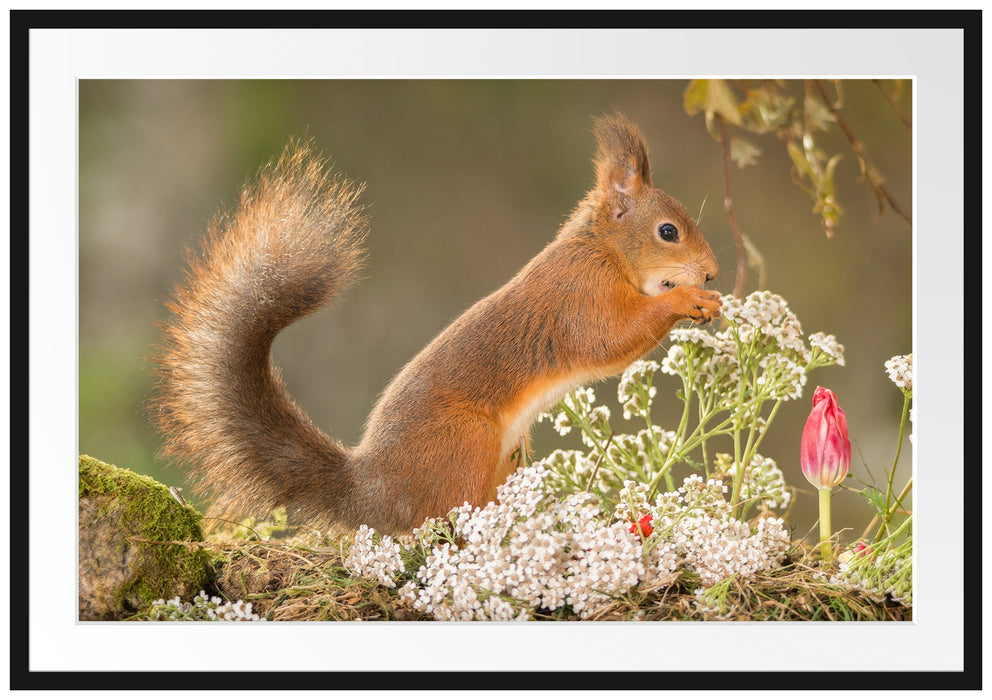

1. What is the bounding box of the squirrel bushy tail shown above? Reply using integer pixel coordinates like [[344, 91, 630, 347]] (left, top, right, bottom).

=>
[[150, 141, 368, 529], [152, 116, 721, 535]]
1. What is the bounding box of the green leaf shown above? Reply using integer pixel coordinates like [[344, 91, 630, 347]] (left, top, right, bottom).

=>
[[804, 95, 836, 132], [730, 137, 762, 168], [822, 153, 844, 193], [858, 486, 888, 516], [864, 163, 888, 216], [683, 79, 743, 133], [682, 79, 710, 116], [786, 140, 811, 177], [814, 154, 844, 237], [744, 88, 795, 131]]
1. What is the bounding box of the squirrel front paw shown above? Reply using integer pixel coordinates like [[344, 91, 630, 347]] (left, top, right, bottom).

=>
[[670, 286, 723, 325]]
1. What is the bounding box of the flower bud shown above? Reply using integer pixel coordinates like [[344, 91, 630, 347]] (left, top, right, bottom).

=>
[[838, 541, 874, 566], [800, 386, 851, 489]]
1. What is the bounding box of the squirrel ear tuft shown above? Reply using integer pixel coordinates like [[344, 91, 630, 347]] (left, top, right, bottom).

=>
[[592, 113, 653, 205]]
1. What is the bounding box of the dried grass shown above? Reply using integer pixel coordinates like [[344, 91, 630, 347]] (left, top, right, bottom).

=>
[[202, 533, 910, 623]]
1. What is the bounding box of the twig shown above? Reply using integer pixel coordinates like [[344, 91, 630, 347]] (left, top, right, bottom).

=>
[[872, 79, 912, 129], [717, 117, 748, 298], [584, 430, 615, 492], [814, 80, 912, 226]]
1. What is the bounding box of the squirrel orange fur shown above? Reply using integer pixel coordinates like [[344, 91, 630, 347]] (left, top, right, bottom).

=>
[[151, 114, 722, 534]]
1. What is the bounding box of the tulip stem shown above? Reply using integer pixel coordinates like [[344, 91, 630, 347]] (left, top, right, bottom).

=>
[[818, 487, 833, 562], [882, 392, 912, 535]]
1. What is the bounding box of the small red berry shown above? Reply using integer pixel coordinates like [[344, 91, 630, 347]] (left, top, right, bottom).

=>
[[853, 542, 874, 558], [629, 514, 653, 539]]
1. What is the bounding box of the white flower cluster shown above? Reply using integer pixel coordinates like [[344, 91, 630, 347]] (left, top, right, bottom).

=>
[[661, 331, 741, 401], [655, 473, 732, 519], [394, 465, 647, 619], [604, 426, 678, 486], [756, 354, 807, 400], [540, 372, 679, 493], [564, 512, 648, 613], [614, 482, 682, 587], [884, 353, 913, 392], [616, 475, 790, 588], [645, 474, 790, 587], [538, 448, 599, 495], [721, 290, 808, 358], [541, 424, 679, 496], [809, 332, 846, 366], [541, 386, 610, 437], [691, 585, 737, 619], [715, 452, 792, 511], [344, 524, 405, 588], [147, 591, 262, 621], [832, 543, 912, 607], [345, 466, 792, 620], [681, 513, 791, 587], [614, 479, 652, 522], [661, 291, 841, 405], [618, 359, 660, 419]]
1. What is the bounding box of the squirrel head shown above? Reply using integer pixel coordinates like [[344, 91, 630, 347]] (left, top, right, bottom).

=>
[[588, 113, 719, 296]]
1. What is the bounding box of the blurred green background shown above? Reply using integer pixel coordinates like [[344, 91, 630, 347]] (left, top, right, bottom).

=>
[[78, 79, 912, 541]]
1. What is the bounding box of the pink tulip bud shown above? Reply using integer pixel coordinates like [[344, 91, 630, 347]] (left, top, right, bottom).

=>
[[800, 386, 851, 489]]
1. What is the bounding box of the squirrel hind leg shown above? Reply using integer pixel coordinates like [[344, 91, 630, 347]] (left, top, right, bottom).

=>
[[484, 434, 530, 504], [351, 410, 507, 532]]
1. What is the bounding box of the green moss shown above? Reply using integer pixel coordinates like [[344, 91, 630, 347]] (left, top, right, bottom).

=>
[[79, 454, 203, 537], [78, 455, 213, 619]]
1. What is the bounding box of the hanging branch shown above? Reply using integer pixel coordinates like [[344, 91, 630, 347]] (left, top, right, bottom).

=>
[[872, 79, 912, 129], [717, 117, 748, 298], [814, 80, 912, 226]]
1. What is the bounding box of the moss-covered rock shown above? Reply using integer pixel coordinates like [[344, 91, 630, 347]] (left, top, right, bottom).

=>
[[78, 455, 212, 620]]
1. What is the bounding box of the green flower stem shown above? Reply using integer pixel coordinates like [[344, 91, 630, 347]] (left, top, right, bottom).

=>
[[862, 477, 913, 543], [645, 411, 679, 492], [737, 408, 760, 512], [559, 404, 624, 482], [818, 487, 834, 562], [651, 362, 697, 492], [726, 320, 749, 510], [843, 517, 912, 586], [734, 397, 785, 519], [883, 512, 912, 542], [730, 366, 758, 514], [599, 426, 650, 482], [671, 378, 693, 446], [699, 423, 712, 479], [677, 420, 735, 456], [695, 389, 718, 478], [854, 392, 912, 543], [746, 397, 782, 460], [891, 477, 913, 513], [636, 365, 662, 429], [646, 413, 735, 496], [883, 393, 912, 523]]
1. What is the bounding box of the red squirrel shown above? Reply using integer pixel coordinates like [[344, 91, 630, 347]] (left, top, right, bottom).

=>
[[151, 114, 722, 534]]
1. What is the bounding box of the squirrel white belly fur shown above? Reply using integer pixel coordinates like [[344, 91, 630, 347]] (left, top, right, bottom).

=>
[[151, 114, 722, 534]]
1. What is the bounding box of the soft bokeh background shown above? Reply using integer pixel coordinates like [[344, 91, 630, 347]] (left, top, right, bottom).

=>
[[78, 79, 912, 541]]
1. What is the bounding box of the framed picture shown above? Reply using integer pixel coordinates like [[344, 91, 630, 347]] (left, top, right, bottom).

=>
[[11, 8, 978, 692]]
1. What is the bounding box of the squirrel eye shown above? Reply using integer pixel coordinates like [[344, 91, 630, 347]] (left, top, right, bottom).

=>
[[658, 222, 679, 242]]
